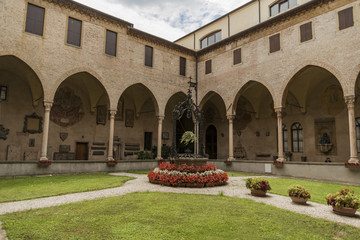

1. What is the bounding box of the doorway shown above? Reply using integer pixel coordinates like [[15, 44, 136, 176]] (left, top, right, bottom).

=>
[[206, 125, 217, 159], [76, 142, 88, 160]]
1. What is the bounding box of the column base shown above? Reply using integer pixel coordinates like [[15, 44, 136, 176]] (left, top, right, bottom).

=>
[[39, 157, 49, 161], [348, 157, 359, 164], [276, 157, 286, 162], [227, 157, 235, 162], [155, 157, 163, 161], [38, 158, 52, 167], [107, 158, 118, 166]]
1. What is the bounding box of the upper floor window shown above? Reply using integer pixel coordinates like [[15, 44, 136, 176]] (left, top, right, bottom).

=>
[[205, 60, 212, 74], [25, 3, 45, 36], [180, 57, 186, 76], [67, 17, 82, 47], [291, 122, 303, 152], [105, 30, 117, 56], [283, 124, 288, 152], [338, 7, 354, 30], [233, 48, 242, 65], [300, 22, 313, 43], [201, 31, 221, 49], [356, 118, 360, 153], [270, 0, 297, 17], [145, 45, 153, 67], [269, 33, 280, 53]]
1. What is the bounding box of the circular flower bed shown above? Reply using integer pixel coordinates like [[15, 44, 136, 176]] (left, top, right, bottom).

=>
[[148, 162, 228, 188]]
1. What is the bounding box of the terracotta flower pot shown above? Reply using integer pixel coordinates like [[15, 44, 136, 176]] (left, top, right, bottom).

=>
[[251, 189, 267, 197], [290, 196, 308, 205], [332, 206, 357, 217]]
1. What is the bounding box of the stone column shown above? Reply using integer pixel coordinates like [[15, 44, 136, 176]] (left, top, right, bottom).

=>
[[107, 110, 117, 161], [156, 115, 164, 160], [275, 107, 285, 162], [40, 101, 53, 161], [345, 96, 359, 164], [227, 114, 235, 161]]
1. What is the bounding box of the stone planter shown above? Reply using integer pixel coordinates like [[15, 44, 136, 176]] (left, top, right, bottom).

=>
[[37, 160, 52, 167], [290, 197, 309, 205], [332, 206, 357, 217], [175, 158, 208, 167], [250, 189, 267, 197]]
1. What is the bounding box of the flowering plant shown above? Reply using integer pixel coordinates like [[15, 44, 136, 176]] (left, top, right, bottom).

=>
[[180, 131, 196, 146], [245, 178, 271, 191], [158, 162, 216, 173], [288, 184, 311, 199], [326, 188, 360, 209]]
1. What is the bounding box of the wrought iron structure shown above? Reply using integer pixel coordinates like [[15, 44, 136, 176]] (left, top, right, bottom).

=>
[[171, 79, 204, 158]]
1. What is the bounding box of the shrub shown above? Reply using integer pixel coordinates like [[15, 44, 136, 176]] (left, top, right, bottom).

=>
[[245, 178, 271, 191], [326, 188, 360, 209], [288, 184, 311, 199]]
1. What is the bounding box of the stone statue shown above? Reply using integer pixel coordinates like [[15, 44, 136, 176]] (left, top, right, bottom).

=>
[[320, 133, 331, 145]]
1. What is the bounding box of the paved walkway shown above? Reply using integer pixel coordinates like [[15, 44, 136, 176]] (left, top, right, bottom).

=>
[[0, 173, 359, 238]]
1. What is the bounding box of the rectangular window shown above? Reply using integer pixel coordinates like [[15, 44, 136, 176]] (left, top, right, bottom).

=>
[[144, 132, 152, 151], [145, 45, 153, 67], [338, 7, 354, 30], [105, 30, 117, 56], [205, 60, 212, 74], [233, 48, 241, 65], [67, 17, 82, 47], [270, 5, 279, 16], [300, 22, 312, 42], [25, 3, 45, 36], [269, 33, 280, 53], [180, 57, 186, 76]]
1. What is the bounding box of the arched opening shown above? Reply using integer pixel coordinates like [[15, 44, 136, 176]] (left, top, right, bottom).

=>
[[206, 125, 217, 159], [283, 65, 346, 162], [50, 72, 110, 160], [164, 92, 190, 155], [116, 83, 159, 160], [200, 91, 226, 159], [0, 55, 44, 161], [233, 81, 275, 160]]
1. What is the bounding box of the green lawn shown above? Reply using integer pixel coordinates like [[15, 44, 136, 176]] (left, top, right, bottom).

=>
[[264, 178, 360, 205], [0, 174, 133, 203], [1, 192, 359, 240], [126, 170, 152, 175]]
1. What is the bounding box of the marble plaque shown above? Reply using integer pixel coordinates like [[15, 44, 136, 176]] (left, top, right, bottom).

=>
[[24, 151, 38, 161]]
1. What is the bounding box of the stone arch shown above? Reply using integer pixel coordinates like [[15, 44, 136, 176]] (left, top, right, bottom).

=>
[[118, 83, 160, 117], [199, 91, 226, 112], [161, 90, 187, 117], [0, 54, 45, 106], [280, 61, 347, 107], [350, 64, 360, 96], [232, 80, 275, 117], [50, 68, 110, 105]]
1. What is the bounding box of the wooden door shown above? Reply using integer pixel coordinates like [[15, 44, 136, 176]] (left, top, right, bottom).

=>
[[76, 142, 88, 160]]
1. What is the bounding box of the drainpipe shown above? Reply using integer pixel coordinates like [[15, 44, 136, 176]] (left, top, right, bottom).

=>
[[258, 0, 261, 23]]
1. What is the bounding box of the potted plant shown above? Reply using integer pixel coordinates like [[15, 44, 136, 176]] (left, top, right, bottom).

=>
[[288, 184, 311, 204], [181, 131, 196, 147], [326, 188, 360, 217], [245, 178, 271, 197]]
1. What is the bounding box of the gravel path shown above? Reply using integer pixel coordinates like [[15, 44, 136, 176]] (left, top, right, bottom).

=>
[[0, 173, 359, 231]]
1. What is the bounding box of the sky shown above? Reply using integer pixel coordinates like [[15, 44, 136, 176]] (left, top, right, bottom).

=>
[[73, 0, 251, 41]]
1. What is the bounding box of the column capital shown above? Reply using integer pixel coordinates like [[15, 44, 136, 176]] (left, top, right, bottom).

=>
[[157, 115, 165, 121], [345, 95, 356, 107], [43, 101, 53, 110], [109, 109, 117, 116], [227, 114, 235, 120], [274, 107, 283, 113]]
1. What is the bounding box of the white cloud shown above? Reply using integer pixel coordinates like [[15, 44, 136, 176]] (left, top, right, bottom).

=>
[[73, 0, 251, 41]]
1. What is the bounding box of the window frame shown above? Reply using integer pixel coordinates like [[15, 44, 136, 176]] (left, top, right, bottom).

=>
[[200, 30, 222, 49], [205, 60, 212, 75], [338, 7, 354, 31], [25, 2, 46, 36], [299, 22, 313, 43], [291, 122, 303, 153], [179, 57, 186, 76], [356, 118, 360, 153], [283, 124, 288, 152], [145, 45, 153, 67], [269, 33, 281, 53], [105, 29, 118, 57], [269, 0, 297, 17], [233, 48, 242, 65], [66, 16, 83, 47]]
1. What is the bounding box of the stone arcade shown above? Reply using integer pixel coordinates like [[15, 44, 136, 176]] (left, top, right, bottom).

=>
[[0, 0, 359, 183]]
